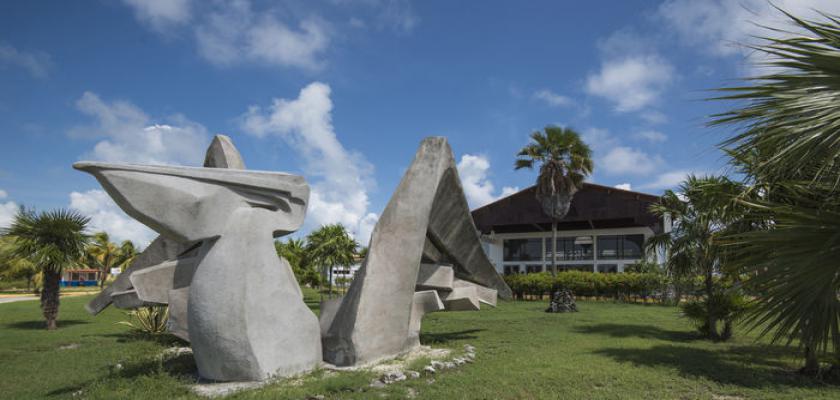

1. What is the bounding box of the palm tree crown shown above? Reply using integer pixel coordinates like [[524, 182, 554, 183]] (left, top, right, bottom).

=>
[[515, 126, 593, 219]]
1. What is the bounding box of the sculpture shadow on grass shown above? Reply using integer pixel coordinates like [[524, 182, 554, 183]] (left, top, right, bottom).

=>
[[574, 323, 699, 342], [594, 344, 832, 389], [5, 319, 89, 330], [420, 328, 485, 345]]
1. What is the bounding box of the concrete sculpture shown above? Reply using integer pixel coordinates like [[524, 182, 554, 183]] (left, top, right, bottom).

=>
[[75, 135, 321, 381], [321, 137, 511, 366], [85, 135, 245, 341]]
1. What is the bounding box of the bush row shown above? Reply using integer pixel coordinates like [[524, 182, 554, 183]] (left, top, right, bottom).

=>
[[503, 271, 670, 301]]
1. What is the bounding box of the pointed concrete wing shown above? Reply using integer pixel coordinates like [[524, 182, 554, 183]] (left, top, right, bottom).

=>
[[322, 137, 511, 366], [85, 134, 244, 316], [204, 134, 246, 170], [72, 162, 309, 242]]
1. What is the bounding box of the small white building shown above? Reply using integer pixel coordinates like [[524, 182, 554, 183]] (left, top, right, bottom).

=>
[[470, 184, 668, 275]]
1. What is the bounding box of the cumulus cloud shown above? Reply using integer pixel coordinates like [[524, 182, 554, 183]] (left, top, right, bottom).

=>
[[657, 0, 840, 57], [585, 55, 675, 112], [635, 130, 667, 143], [194, 1, 329, 71], [533, 89, 574, 108], [639, 170, 705, 191], [614, 183, 632, 191], [71, 91, 208, 165], [69, 190, 156, 247], [0, 43, 51, 78], [240, 82, 377, 244], [0, 189, 18, 229], [457, 154, 518, 209], [601, 147, 662, 176], [122, 0, 192, 31]]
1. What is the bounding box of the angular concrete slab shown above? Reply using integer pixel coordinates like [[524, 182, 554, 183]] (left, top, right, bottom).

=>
[[129, 256, 199, 304], [441, 286, 481, 311], [415, 263, 454, 291], [453, 278, 498, 307], [167, 287, 190, 341]]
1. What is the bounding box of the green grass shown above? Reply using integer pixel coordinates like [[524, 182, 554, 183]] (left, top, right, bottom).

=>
[[1, 293, 838, 399]]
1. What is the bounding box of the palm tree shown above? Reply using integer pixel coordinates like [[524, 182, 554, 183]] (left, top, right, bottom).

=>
[[644, 175, 745, 340], [85, 232, 137, 288], [306, 224, 358, 298], [515, 126, 593, 275], [0, 236, 38, 292], [3, 209, 89, 330], [710, 9, 840, 372]]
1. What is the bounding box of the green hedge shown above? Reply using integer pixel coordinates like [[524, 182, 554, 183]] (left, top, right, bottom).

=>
[[503, 271, 669, 301]]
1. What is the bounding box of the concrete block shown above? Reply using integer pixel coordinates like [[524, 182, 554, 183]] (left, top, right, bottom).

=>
[[406, 290, 445, 348], [415, 263, 454, 291], [453, 279, 498, 307], [442, 286, 480, 311]]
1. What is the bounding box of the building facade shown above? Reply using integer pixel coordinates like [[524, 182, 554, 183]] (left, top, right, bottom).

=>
[[471, 184, 668, 275]]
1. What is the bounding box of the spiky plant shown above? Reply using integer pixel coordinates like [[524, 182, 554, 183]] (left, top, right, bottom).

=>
[[515, 126, 593, 275], [711, 9, 840, 372]]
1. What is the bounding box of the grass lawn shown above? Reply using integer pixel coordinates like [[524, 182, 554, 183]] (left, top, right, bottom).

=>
[[1, 293, 838, 399]]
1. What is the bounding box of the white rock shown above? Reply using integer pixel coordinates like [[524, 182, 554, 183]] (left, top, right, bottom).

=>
[[423, 366, 436, 374]]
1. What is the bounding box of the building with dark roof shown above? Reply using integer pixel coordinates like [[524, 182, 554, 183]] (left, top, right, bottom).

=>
[[470, 183, 669, 275]]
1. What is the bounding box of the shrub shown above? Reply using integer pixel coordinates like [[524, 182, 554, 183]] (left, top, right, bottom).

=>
[[680, 289, 750, 341], [503, 271, 669, 302]]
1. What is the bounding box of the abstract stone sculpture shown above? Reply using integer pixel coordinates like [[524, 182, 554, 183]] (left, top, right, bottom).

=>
[[75, 135, 321, 381], [85, 135, 246, 342], [321, 137, 511, 366]]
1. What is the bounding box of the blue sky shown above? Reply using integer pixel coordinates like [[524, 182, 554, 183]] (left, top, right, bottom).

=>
[[1, 0, 837, 247]]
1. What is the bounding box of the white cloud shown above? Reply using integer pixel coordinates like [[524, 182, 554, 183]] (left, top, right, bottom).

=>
[[657, 0, 840, 57], [582, 127, 618, 151], [533, 89, 574, 108], [0, 189, 17, 229], [602, 146, 662, 176], [122, 0, 192, 31], [640, 170, 703, 191], [457, 154, 518, 209], [69, 190, 156, 247], [377, 0, 419, 33], [635, 130, 667, 143], [72, 92, 208, 166], [585, 55, 675, 112], [641, 111, 668, 125], [194, 1, 329, 71], [239, 82, 377, 244], [0, 43, 51, 78], [614, 183, 632, 191]]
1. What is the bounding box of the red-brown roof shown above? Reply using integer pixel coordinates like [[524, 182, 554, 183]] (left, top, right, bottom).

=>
[[470, 183, 663, 234]]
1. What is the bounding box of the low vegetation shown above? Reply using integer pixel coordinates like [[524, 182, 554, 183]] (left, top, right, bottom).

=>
[[2, 294, 839, 399]]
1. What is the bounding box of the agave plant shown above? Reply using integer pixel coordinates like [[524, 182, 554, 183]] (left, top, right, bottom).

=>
[[118, 305, 170, 335]]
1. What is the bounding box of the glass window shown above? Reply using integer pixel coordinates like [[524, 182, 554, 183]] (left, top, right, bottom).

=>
[[622, 235, 644, 259], [526, 265, 543, 274], [597, 264, 618, 273], [597, 234, 645, 259], [503, 265, 522, 275], [503, 238, 543, 261], [598, 236, 620, 259], [552, 236, 594, 261]]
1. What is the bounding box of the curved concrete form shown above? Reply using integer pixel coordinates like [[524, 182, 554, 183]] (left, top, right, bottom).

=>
[[74, 136, 321, 382]]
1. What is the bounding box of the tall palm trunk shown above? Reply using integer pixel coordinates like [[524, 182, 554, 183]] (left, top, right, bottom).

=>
[[551, 221, 557, 276], [704, 267, 718, 340], [803, 344, 820, 375], [41, 269, 61, 330]]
